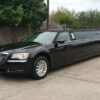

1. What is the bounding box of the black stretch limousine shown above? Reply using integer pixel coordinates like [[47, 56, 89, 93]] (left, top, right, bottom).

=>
[[0, 29, 100, 79]]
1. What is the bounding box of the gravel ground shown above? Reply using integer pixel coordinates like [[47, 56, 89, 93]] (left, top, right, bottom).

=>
[[0, 56, 100, 100]]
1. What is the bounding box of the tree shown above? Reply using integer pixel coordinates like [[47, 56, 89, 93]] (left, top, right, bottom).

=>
[[75, 10, 100, 29], [0, 5, 23, 26], [0, 0, 47, 30], [51, 8, 100, 29], [50, 8, 75, 28]]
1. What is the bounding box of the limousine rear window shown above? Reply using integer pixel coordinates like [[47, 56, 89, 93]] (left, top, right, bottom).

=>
[[74, 31, 100, 40], [70, 33, 76, 40]]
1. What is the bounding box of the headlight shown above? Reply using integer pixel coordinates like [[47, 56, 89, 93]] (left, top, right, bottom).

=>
[[11, 53, 29, 60]]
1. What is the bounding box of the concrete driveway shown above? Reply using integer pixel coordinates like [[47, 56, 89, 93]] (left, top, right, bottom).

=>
[[0, 56, 100, 100]]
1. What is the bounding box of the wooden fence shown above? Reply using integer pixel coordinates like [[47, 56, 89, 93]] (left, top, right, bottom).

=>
[[0, 22, 63, 45], [0, 27, 32, 45]]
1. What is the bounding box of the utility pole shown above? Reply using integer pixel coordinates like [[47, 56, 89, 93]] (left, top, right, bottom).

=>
[[47, 0, 49, 30]]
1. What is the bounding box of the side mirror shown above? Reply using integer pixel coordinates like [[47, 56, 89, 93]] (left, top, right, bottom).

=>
[[54, 40, 65, 47]]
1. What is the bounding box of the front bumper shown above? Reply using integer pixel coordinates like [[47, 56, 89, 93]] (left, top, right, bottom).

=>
[[0, 59, 33, 75]]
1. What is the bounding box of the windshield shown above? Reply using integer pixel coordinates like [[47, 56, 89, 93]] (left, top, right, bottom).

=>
[[23, 32, 57, 45]]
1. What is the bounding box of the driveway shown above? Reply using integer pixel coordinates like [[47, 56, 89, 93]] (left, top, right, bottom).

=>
[[0, 56, 100, 100]]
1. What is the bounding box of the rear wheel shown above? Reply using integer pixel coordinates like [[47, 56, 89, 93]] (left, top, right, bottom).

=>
[[31, 56, 49, 80]]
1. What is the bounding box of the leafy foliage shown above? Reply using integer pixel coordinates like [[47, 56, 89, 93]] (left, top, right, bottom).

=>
[[0, 5, 23, 26], [0, 0, 47, 29], [51, 8, 100, 29], [74, 10, 100, 29], [51, 8, 75, 28]]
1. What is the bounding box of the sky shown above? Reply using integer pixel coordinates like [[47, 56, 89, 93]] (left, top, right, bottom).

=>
[[45, 0, 100, 13]]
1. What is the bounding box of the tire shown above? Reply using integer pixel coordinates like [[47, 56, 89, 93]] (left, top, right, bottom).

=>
[[31, 56, 49, 80]]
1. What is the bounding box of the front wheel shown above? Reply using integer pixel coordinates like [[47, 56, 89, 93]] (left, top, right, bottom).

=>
[[31, 56, 49, 80]]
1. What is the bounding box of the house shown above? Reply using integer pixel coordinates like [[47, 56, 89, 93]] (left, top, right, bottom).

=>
[[40, 20, 63, 31]]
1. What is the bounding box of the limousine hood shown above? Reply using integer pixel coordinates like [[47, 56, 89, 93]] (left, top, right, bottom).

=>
[[0, 42, 41, 52]]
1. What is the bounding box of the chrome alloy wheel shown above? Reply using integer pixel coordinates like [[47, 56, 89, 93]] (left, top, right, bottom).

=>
[[36, 59, 48, 77]]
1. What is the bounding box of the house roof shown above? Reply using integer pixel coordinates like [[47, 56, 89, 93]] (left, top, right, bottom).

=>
[[40, 20, 63, 31]]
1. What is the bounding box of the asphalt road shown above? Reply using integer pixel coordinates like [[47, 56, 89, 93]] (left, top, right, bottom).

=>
[[0, 56, 100, 100]]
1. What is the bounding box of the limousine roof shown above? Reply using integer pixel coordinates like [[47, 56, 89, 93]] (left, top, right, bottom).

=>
[[48, 29, 100, 33]]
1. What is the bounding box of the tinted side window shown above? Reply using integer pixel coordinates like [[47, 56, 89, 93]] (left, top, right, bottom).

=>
[[74, 31, 100, 41], [74, 32, 87, 40], [57, 32, 70, 43]]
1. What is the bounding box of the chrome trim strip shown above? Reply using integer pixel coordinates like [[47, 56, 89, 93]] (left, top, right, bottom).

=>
[[0, 52, 9, 55], [7, 60, 27, 63]]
